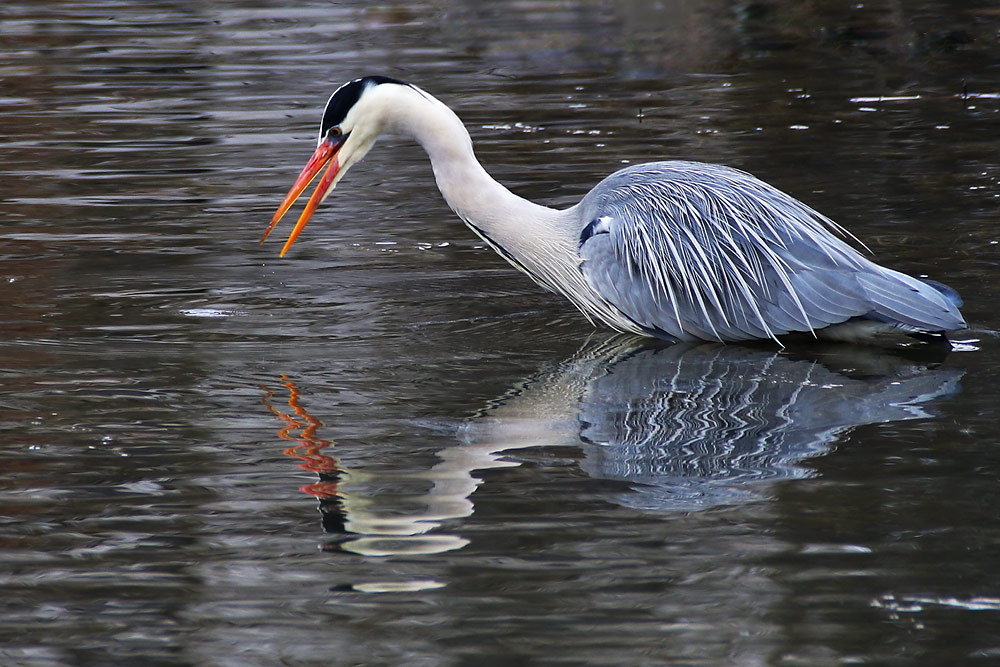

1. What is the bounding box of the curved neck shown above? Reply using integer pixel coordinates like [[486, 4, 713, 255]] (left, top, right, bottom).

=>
[[373, 84, 600, 313], [388, 86, 566, 243]]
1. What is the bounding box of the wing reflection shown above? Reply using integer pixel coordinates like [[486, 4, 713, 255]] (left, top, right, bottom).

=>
[[461, 339, 962, 512], [575, 341, 962, 510], [264, 338, 962, 555]]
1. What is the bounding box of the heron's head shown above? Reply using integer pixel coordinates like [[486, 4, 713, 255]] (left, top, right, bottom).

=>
[[260, 75, 412, 256]]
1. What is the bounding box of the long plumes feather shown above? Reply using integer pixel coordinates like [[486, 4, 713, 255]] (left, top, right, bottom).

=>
[[577, 161, 907, 342]]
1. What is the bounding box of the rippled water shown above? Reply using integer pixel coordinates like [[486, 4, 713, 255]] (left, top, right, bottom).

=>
[[3, 1, 1000, 664]]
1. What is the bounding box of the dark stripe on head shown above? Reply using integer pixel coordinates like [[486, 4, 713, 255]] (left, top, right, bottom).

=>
[[320, 75, 410, 138]]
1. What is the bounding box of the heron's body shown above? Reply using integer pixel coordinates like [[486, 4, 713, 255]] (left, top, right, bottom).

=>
[[262, 76, 966, 344]]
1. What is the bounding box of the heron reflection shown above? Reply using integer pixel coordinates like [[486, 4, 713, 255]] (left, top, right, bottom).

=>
[[264, 338, 961, 555]]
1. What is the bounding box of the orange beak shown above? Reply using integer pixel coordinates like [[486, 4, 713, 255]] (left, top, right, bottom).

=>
[[260, 137, 344, 257]]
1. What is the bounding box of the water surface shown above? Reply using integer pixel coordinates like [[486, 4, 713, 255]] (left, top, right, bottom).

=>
[[3, 1, 1000, 664]]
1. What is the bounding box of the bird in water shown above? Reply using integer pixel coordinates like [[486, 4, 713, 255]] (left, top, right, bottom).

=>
[[261, 75, 966, 345]]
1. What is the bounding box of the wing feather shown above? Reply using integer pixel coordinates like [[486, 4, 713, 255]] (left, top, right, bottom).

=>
[[576, 161, 965, 342]]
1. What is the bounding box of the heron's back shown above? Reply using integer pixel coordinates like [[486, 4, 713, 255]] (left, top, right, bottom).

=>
[[574, 161, 966, 343]]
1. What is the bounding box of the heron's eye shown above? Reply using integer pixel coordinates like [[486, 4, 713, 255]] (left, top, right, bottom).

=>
[[329, 127, 343, 138]]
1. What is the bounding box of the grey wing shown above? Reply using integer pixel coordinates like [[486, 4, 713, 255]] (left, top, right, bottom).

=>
[[576, 161, 965, 342]]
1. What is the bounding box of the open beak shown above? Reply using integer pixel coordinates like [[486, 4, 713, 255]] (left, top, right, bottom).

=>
[[260, 136, 344, 257]]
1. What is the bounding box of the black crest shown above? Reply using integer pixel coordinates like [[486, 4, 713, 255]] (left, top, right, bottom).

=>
[[320, 75, 410, 137]]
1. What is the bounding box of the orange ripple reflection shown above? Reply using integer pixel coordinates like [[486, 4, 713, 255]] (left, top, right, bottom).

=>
[[261, 375, 340, 499]]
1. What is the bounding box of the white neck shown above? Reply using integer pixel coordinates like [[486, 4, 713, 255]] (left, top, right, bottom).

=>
[[375, 85, 581, 293], [390, 88, 551, 223]]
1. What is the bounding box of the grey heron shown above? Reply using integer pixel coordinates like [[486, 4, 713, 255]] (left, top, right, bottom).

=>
[[261, 76, 967, 345]]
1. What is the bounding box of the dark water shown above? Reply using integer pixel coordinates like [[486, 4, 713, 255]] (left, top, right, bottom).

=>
[[3, 1, 1000, 664]]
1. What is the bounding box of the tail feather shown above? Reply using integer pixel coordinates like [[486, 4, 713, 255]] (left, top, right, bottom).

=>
[[858, 270, 966, 333], [920, 278, 964, 309]]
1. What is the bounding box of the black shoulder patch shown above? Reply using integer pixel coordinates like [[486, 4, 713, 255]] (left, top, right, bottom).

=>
[[320, 76, 410, 136], [579, 216, 612, 246]]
